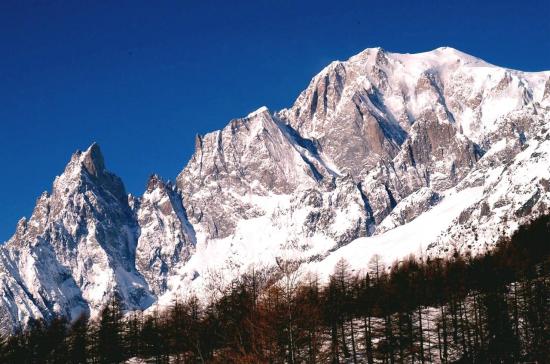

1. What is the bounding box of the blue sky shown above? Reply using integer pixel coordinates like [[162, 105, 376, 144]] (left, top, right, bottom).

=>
[[0, 0, 549, 241]]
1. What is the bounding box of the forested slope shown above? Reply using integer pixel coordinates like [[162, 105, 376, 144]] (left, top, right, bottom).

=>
[[1, 215, 549, 363]]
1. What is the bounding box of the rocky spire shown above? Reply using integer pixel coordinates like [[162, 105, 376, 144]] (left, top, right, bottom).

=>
[[59, 142, 128, 203], [81, 142, 106, 177], [136, 174, 195, 295]]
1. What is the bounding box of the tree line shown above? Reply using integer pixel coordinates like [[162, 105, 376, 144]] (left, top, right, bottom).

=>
[[1, 215, 549, 363]]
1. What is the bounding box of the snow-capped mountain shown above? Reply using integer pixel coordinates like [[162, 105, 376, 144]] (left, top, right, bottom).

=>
[[1, 47, 549, 333], [0, 145, 155, 333]]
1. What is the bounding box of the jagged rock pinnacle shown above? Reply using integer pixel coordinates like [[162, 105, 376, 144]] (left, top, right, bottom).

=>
[[82, 142, 105, 177], [146, 174, 165, 192]]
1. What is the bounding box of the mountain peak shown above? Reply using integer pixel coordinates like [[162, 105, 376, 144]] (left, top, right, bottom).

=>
[[81, 142, 105, 177], [346, 46, 486, 69], [53, 142, 128, 204], [146, 174, 166, 192], [347, 46, 386, 63], [434, 46, 459, 52], [246, 106, 270, 119], [430, 46, 481, 61], [390, 46, 486, 67]]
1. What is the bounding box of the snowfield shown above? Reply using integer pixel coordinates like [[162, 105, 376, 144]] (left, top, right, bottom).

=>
[[310, 187, 484, 279]]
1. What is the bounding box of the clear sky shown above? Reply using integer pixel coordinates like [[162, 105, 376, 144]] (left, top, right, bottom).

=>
[[0, 0, 549, 241]]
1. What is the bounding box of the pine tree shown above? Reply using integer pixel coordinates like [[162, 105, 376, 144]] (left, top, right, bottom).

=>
[[68, 314, 89, 364], [97, 293, 125, 364], [44, 317, 68, 363]]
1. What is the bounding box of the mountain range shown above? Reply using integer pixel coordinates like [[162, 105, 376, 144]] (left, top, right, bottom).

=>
[[1, 46, 549, 334]]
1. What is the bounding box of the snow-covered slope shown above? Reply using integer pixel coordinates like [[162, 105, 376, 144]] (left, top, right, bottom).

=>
[[1, 47, 549, 332], [309, 186, 485, 279]]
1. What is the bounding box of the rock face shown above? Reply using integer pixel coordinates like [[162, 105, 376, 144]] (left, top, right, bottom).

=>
[[176, 107, 338, 239], [135, 175, 195, 296], [1, 47, 550, 333]]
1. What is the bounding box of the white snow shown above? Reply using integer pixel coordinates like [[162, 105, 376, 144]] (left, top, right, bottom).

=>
[[309, 186, 484, 280], [247, 105, 269, 118]]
